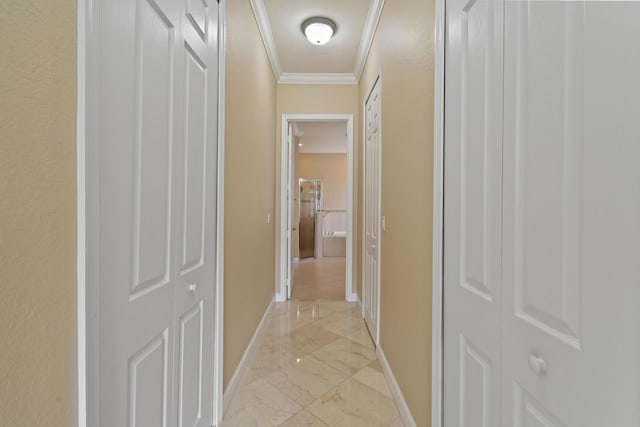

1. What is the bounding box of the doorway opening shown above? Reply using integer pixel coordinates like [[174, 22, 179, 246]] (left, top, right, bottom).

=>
[[278, 114, 356, 302]]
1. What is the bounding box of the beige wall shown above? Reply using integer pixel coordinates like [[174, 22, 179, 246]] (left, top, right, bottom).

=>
[[0, 1, 77, 425], [275, 85, 360, 294], [358, 0, 435, 425], [298, 153, 347, 210], [223, 0, 277, 389]]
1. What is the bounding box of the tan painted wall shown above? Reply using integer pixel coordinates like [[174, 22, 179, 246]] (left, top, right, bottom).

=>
[[298, 153, 347, 210], [358, 0, 435, 425], [0, 1, 77, 425], [223, 0, 277, 389], [275, 85, 360, 295]]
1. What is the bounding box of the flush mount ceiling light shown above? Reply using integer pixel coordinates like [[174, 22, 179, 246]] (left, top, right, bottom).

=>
[[301, 17, 336, 45]]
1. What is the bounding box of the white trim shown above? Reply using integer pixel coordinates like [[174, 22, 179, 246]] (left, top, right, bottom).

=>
[[278, 73, 357, 85], [278, 114, 356, 302], [248, 0, 281, 80], [248, 0, 384, 84], [77, 0, 88, 425], [82, 0, 99, 424], [222, 297, 275, 413], [344, 117, 357, 303], [361, 74, 382, 344], [377, 345, 417, 427], [353, 0, 386, 82], [431, 0, 445, 425], [214, 0, 227, 424], [277, 118, 290, 303]]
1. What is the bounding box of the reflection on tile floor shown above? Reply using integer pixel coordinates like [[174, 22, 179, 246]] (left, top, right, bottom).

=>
[[221, 300, 405, 427]]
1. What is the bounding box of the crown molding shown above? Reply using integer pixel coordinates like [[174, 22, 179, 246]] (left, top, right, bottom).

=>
[[278, 73, 357, 85], [354, 0, 386, 82], [249, 0, 385, 85], [248, 0, 281, 79]]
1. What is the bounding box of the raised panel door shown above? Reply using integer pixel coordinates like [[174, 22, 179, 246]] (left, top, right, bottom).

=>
[[443, 0, 504, 424], [501, 2, 640, 425], [364, 77, 381, 342], [93, 0, 219, 424]]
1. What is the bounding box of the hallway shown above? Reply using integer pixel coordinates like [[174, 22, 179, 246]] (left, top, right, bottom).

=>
[[221, 301, 404, 426]]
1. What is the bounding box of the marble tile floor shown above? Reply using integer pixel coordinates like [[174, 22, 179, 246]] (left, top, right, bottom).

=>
[[292, 257, 346, 301], [221, 300, 405, 427]]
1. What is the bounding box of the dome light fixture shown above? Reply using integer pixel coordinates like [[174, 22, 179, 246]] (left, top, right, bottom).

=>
[[301, 17, 336, 45]]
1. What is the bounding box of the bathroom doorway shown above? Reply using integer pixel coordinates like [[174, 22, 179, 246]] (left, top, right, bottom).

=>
[[278, 114, 356, 302]]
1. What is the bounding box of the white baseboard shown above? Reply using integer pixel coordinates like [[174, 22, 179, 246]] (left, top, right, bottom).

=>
[[377, 345, 417, 427], [222, 296, 274, 414], [293, 257, 299, 263]]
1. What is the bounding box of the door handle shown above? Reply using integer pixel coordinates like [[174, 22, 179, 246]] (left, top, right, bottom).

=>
[[188, 283, 198, 292], [528, 354, 547, 375]]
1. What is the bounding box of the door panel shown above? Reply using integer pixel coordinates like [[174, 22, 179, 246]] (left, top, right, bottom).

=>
[[501, 1, 586, 425], [178, 303, 203, 427], [132, 0, 175, 298], [513, 384, 565, 427], [364, 78, 381, 342], [459, 336, 491, 427], [181, 43, 208, 274], [97, 0, 180, 423], [186, 0, 207, 39], [507, 0, 582, 347], [173, 0, 218, 425], [444, 0, 503, 424], [129, 331, 169, 427]]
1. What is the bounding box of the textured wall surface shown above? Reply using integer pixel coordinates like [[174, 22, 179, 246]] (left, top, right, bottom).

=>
[[359, 0, 436, 425], [298, 153, 347, 210], [223, 0, 278, 389], [0, 1, 77, 426]]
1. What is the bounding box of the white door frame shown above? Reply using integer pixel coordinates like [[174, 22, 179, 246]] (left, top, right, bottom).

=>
[[278, 114, 356, 302], [431, 0, 445, 425], [76, 0, 227, 425], [361, 75, 382, 345]]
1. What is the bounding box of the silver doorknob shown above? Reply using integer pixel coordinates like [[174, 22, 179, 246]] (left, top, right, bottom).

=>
[[528, 354, 547, 375], [188, 283, 198, 292]]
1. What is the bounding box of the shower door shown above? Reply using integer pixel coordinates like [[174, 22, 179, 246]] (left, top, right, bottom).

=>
[[298, 179, 321, 259]]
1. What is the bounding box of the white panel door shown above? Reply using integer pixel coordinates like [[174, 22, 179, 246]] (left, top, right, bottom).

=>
[[173, 1, 218, 426], [445, 1, 640, 426], [287, 123, 294, 300], [93, 0, 219, 425], [443, 0, 504, 424], [363, 78, 381, 342], [501, 2, 640, 426]]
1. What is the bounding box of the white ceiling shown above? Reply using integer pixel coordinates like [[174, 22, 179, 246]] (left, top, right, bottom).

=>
[[249, 0, 385, 84], [295, 122, 347, 154]]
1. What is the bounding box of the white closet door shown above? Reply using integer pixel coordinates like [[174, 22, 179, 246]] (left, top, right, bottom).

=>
[[364, 77, 381, 342], [173, 1, 219, 426], [93, 0, 219, 425], [443, 0, 504, 424], [501, 2, 640, 426]]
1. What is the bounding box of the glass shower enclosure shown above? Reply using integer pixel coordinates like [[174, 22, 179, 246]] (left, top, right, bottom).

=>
[[298, 179, 322, 259]]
